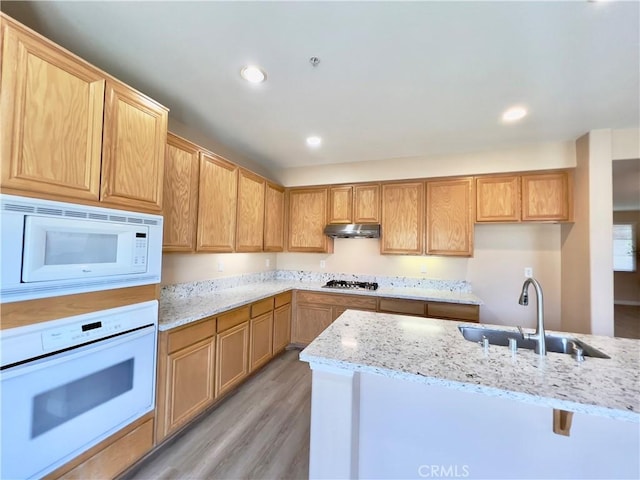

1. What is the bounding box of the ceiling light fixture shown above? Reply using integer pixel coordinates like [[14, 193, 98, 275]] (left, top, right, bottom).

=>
[[501, 106, 528, 123], [306, 136, 322, 148], [240, 65, 266, 84]]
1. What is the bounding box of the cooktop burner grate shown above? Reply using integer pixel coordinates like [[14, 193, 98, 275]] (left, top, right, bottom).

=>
[[322, 280, 379, 291]]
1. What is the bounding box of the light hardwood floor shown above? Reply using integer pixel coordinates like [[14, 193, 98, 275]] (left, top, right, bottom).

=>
[[614, 304, 640, 339], [124, 350, 310, 480]]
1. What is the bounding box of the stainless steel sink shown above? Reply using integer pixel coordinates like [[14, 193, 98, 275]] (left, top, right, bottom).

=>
[[458, 326, 610, 359]]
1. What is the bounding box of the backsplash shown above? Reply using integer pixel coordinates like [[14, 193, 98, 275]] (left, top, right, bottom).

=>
[[162, 270, 472, 301]]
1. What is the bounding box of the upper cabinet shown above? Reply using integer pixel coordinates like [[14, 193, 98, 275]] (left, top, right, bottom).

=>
[[264, 182, 285, 252], [425, 177, 474, 256], [100, 80, 167, 211], [381, 182, 424, 254], [197, 153, 238, 252], [0, 15, 168, 212], [162, 133, 200, 252], [288, 187, 334, 253], [1, 17, 104, 201], [476, 170, 573, 223], [521, 171, 572, 222], [476, 175, 520, 222], [236, 169, 265, 252], [328, 184, 380, 224]]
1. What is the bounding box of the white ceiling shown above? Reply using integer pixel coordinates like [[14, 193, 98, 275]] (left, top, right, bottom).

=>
[[2, 1, 639, 173]]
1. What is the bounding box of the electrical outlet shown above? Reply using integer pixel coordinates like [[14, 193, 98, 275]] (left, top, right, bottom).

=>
[[524, 267, 533, 278], [420, 264, 427, 274], [217, 261, 224, 272], [320, 260, 326, 269], [265, 258, 270, 268]]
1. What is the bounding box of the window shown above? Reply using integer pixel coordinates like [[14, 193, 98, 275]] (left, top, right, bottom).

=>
[[613, 224, 636, 272]]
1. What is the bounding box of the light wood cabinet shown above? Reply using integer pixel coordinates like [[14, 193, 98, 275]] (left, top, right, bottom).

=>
[[236, 169, 265, 252], [379, 297, 479, 322], [264, 182, 285, 252], [378, 297, 426, 316], [381, 182, 424, 254], [156, 318, 216, 441], [0, 15, 168, 213], [249, 312, 273, 372], [522, 171, 572, 222], [162, 133, 199, 251], [100, 80, 167, 212], [1, 16, 104, 202], [476, 175, 520, 222], [287, 187, 334, 253], [216, 319, 249, 397], [273, 303, 292, 354], [329, 186, 353, 224], [425, 177, 474, 256], [329, 184, 381, 224], [197, 153, 238, 252]]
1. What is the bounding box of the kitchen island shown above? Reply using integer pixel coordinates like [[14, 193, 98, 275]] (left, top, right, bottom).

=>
[[300, 310, 640, 480]]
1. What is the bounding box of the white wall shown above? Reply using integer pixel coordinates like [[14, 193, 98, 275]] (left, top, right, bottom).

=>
[[161, 252, 276, 285]]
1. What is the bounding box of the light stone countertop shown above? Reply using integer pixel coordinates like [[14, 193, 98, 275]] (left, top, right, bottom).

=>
[[159, 281, 483, 331], [300, 310, 640, 422]]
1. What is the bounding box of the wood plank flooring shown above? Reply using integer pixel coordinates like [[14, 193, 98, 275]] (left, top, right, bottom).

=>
[[124, 350, 311, 480], [614, 304, 640, 339]]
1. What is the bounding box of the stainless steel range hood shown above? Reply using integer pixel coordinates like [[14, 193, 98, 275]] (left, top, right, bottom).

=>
[[323, 224, 381, 239]]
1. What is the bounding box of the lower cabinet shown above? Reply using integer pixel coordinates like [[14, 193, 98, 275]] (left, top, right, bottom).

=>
[[249, 312, 274, 372], [216, 319, 250, 397]]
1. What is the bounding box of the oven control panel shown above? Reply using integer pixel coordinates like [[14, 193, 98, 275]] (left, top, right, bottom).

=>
[[41, 318, 126, 351]]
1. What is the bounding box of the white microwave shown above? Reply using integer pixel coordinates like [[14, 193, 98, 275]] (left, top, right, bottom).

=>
[[1, 194, 163, 303]]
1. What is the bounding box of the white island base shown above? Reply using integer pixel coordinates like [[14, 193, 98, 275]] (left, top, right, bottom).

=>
[[308, 365, 639, 480]]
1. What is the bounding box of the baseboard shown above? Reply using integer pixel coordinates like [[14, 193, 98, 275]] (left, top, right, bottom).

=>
[[614, 300, 640, 306]]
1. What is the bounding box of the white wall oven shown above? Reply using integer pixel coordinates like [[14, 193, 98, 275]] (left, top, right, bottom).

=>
[[0, 194, 163, 303], [1, 301, 158, 479]]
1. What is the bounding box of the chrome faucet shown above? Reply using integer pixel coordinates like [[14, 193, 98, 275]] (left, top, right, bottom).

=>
[[518, 277, 546, 356]]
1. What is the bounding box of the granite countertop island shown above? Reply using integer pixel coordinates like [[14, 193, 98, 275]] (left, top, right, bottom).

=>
[[159, 278, 483, 331], [300, 310, 640, 422]]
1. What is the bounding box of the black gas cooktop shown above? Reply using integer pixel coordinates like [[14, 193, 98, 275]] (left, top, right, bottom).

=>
[[322, 280, 379, 291]]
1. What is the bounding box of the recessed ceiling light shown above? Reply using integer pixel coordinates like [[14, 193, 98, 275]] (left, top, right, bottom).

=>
[[501, 106, 528, 123], [306, 136, 322, 148], [240, 65, 266, 84]]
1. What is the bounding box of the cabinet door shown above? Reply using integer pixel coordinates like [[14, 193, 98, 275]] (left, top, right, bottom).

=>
[[329, 186, 353, 224], [0, 18, 104, 201], [425, 177, 474, 256], [264, 182, 285, 252], [164, 338, 215, 435], [476, 176, 520, 222], [236, 169, 265, 252], [216, 322, 249, 397], [354, 184, 380, 223], [197, 153, 238, 252], [292, 304, 333, 345], [378, 298, 426, 316], [522, 172, 572, 222], [288, 187, 333, 253], [162, 133, 199, 251], [249, 312, 273, 372], [381, 182, 424, 254], [101, 80, 167, 212], [273, 303, 292, 354]]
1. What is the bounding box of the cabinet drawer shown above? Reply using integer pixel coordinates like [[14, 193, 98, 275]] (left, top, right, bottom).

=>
[[167, 318, 216, 354], [217, 306, 250, 333], [296, 291, 377, 310], [427, 302, 479, 322], [274, 291, 292, 308], [251, 297, 274, 318], [378, 298, 426, 316]]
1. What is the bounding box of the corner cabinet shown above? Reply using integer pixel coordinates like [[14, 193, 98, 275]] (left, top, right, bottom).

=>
[[287, 187, 334, 253], [425, 177, 474, 256], [381, 182, 424, 254], [162, 133, 200, 252], [236, 169, 265, 252], [100, 80, 167, 212], [264, 182, 285, 252], [0, 15, 168, 213], [197, 153, 238, 252]]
